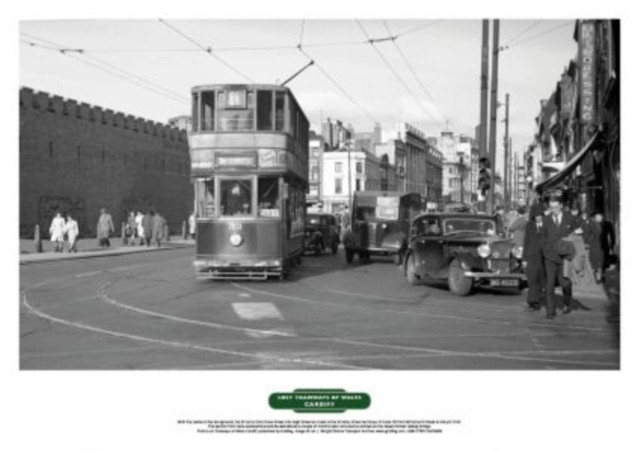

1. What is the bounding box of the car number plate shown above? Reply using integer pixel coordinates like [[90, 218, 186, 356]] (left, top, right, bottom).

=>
[[490, 279, 519, 287]]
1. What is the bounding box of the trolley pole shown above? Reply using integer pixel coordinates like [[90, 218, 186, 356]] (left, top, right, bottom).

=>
[[487, 19, 500, 213], [479, 19, 490, 159], [347, 142, 352, 209]]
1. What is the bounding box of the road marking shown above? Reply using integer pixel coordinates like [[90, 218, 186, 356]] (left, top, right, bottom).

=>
[[22, 293, 373, 370], [74, 270, 102, 278], [21, 344, 169, 359], [97, 286, 295, 338], [232, 282, 609, 333], [237, 293, 252, 298], [325, 288, 421, 303], [232, 302, 284, 321]]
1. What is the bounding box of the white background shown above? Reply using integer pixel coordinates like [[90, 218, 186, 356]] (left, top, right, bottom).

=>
[[2, 1, 638, 451]]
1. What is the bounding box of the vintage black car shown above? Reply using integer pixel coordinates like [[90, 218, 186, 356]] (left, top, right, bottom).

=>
[[343, 191, 422, 264], [304, 213, 340, 255], [401, 212, 525, 296]]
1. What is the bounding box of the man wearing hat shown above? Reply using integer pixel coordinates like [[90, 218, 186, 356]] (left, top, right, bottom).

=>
[[522, 204, 546, 311], [541, 195, 579, 318], [96, 207, 115, 249]]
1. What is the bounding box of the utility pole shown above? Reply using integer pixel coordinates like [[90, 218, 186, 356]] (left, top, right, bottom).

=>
[[488, 19, 500, 213], [503, 93, 510, 211], [479, 19, 490, 159]]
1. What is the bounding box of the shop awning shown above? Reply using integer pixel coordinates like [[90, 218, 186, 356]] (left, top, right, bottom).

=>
[[535, 132, 599, 192]]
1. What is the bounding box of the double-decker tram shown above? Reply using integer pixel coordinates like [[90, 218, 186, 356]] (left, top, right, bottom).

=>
[[189, 84, 309, 280]]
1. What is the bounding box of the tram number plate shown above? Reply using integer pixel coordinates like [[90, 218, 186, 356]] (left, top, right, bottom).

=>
[[229, 222, 242, 231], [490, 279, 519, 287]]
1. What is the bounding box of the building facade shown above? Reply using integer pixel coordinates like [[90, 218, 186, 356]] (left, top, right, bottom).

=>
[[397, 123, 428, 198], [308, 130, 325, 205], [19, 88, 192, 237], [532, 20, 619, 239], [321, 149, 381, 213]]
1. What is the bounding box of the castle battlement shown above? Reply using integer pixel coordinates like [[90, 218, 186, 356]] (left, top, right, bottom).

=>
[[20, 87, 187, 143]]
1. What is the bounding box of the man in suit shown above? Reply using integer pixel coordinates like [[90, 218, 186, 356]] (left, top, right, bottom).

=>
[[541, 196, 579, 319], [522, 204, 546, 311]]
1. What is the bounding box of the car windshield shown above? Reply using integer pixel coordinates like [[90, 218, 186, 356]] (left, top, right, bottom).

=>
[[414, 217, 442, 236], [442, 218, 497, 236]]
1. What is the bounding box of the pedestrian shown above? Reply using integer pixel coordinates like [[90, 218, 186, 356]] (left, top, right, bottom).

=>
[[142, 210, 153, 247], [125, 211, 137, 246], [63, 213, 79, 253], [507, 206, 528, 248], [49, 211, 66, 253], [587, 212, 616, 283], [522, 204, 546, 311], [152, 211, 167, 247], [340, 205, 351, 242], [541, 196, 580, 319], [135, 210, 144, 245], [96, 207, 115, 249], [188, 211, 196, 239]]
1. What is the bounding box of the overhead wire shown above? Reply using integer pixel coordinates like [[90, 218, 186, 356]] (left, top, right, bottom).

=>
[[503, 20, 543, 46], [355, 20, 439, 125], [297, 46, 378, 125], [383, 20, 453, 132], [507, 21, 574, 48], [20, 35, 189, 105], [395, 20, 444, 38], [158, 18, 255, 82]]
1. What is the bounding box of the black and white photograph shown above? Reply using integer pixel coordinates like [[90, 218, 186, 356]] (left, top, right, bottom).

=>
[[2, 1, 639, 452]]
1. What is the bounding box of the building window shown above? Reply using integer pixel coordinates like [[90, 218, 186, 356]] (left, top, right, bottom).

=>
[[335, 178, 343, 194], [311, 165, 319, 181], [356, 162, 363, 173], [356, 179, 362, 191], [449, 179, 453, 188], [335, 162, 343, 173]]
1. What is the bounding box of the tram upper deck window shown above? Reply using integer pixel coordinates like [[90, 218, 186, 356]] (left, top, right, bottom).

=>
[[275, 91, 285, 131], [217, 90, 254, 131], [195, 178, 215, 218], [200, 91, 215, 131], [258, 176, 279, 217], [220, 179, 253, 217], [257, 90, 273, 131]]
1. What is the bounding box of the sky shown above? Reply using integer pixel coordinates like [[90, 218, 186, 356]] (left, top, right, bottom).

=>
[[20, 19, 577, 177]]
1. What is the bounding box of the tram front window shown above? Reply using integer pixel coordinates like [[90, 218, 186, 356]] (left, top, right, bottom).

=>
[[258, 176, 279, 217], [220, 179, 253, 217], [195, 178, 215, 218]]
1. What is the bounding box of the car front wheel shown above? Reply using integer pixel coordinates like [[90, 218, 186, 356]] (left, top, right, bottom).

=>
[[405, 253, 420, 286], [448, 259, 473, 296]]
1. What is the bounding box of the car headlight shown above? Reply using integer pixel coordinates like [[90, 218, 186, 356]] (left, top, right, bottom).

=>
[[381, 223, 387, 229], [229, 233, 243, 247], [512, 246, 523, 259], [477, 243, 491, 258]]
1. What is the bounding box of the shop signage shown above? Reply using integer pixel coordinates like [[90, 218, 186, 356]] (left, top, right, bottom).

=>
[[579, 21, 596, 124]]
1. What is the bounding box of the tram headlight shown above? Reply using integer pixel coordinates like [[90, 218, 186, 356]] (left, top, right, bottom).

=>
[[229, 233, 244, 247]]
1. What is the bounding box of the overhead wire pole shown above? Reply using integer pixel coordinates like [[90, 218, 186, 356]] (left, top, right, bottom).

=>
[[487, 19, 500, 213], [503, 93, 510, 211]]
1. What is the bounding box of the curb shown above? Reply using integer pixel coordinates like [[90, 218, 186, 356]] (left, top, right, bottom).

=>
[[19, 242, 194, 265]]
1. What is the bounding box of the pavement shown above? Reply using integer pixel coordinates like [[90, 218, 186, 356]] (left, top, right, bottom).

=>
[[19, 235, 195, 264]]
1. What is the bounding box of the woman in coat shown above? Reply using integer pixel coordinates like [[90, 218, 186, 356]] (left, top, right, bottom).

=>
[[64, 214, 79, 253], [141, 210, 154, 247], [49, 212, 66, 253]]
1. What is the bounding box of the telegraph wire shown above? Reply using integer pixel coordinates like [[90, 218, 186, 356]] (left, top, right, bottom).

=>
[[355, 20, 439, 124], [158, 18, 255, 83], [299, 19, 306, 46]]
